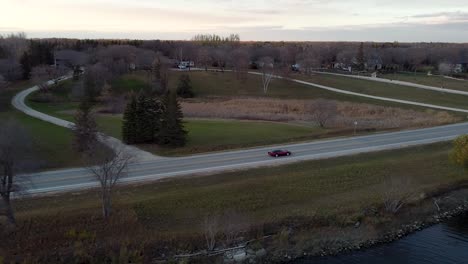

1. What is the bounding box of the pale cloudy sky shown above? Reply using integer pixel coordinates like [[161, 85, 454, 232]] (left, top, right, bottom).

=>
[[1, 0, 468, 42]]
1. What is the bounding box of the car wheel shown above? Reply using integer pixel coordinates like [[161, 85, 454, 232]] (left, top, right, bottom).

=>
[[287, 152, 290, 156], [275, 154, 279, 157]]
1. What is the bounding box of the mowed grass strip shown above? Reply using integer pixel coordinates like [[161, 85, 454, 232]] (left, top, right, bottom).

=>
[[14, 142, 467, 237], [96, 116, 322, 156], [381, 73, 468, 92], [297, 73, 468, 110]]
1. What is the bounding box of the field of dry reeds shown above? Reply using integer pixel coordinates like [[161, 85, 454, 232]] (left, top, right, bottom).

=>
[[181, 97, 460, 130]]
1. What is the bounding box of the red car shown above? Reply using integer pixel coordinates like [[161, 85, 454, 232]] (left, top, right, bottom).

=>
[[268, 150, 292, 157]]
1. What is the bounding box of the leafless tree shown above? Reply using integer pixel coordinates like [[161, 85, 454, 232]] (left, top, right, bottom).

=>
[[0, 74, 8, 89], [72, 100, 98, 154], [221, 210, 249, 246], [258, 56, 275, 94], [30, 65, 61, 91], [54, 49, 88, 68], [0, 32, 28, 61], [230, 47, 250, 81], [94, 45, 138, 77], [213, 47, 228, 72], [197, 47, 212, 71], [438, 63, 452, 76], [305, 99, 338, 128], [382, 177, 412, 214], [0, 59, 22, 81], [86, 146, 133, 219], [297, 49, 320, 75], [203, 214, 220, 251], [135, 49, 156, 70], [84, 63, 112, 101], [151, 52, 171, 95], [0, 120, 33, 226]]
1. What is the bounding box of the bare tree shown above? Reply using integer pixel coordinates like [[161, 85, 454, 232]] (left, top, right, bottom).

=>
[[305, 99, 338, 128], [258, 56, 275, 94], [382, 177, 412, 214], [83, 63, 112, 101], [72, 100, 98, 153], [30, 65, 59, 92], [0, 59, 22, 81], [86, 147, 133, 219], [197, 47, 212, 71], [221, 210, 249, 246], [0, 74, 8, 89], [230, 48, 250, 81], [0, 120, 33, 226], [203, 214, 220, 251]]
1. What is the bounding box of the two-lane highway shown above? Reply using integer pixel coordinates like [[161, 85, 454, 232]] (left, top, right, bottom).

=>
[[26, 121, 468, 195]]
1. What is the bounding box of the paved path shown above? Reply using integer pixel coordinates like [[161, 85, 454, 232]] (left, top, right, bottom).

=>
[[11, 77, 160, 162], [312, 71, 468, 96]]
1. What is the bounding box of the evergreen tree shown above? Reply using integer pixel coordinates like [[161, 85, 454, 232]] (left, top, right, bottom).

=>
[[357, 42, 365, 71], [72, 100, 98, 153], [135, 92, 154, 143], [122, 93, 138, 144], [147, 97, 165, 143], [176, 74, 194, 98], [159, 91, 187, 147], [20, 52, 32, 80]]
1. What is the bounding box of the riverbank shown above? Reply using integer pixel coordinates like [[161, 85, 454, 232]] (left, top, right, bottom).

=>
[[279, 188, 468, 263]]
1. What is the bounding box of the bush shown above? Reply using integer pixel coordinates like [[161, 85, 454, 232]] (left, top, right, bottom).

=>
[[176, 74, 194, 98]]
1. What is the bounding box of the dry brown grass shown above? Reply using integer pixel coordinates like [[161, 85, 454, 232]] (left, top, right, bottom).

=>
[[181, 97, 460, 130]]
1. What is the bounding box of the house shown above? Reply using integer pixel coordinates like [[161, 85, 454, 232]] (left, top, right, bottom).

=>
[[454, 62, 468, 73], [366, 56, 383, 71], [178, 61, 195, 69]]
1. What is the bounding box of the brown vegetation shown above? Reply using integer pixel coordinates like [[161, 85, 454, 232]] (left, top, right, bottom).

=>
[[181, 97, 460, 129]]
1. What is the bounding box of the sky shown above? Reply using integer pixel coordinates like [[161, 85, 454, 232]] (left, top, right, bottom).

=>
[[1, 0, 468, 42]]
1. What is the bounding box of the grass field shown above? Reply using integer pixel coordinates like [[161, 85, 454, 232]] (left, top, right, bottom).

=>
[[0, 83, 97, 171], [297, 73, 468, 111], [381, 73, 468, 92], [119, 71, 438, 111], [96, 116, 325, 156], [0, 82, 111, 171], [7, 142, 467, 261]]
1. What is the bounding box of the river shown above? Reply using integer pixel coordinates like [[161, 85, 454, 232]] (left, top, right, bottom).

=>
[[298, 214, 468, 264]]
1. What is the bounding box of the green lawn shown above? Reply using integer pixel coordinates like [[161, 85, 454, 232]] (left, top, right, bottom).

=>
[[96, 116, 324, 156], [118, 71, 433, 111], [381, 73, 468, 92], [0, 83, 98, 171], [298, 73, 468, 110], [9, 142, 468, 261]]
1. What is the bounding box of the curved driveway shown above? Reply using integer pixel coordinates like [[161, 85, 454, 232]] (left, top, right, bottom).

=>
[[12, 74, 468, 195], [11, 77, 159, 162]]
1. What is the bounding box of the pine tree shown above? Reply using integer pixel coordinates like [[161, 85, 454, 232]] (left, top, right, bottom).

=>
[[135, 92, 154, 143], [20, 52, 32, 80], [357, 42, 365, 71], [176, 74, 194, 98], [147, 97, 165, 143], [159, 91, 187, 147], [72, 100, 98, 153], [122, 93, 138, 144]]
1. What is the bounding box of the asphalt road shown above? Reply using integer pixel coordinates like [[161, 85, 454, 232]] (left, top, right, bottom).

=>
[[24, 122, 468, 195]]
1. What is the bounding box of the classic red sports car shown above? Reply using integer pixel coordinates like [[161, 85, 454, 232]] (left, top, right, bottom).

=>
[[268, 150, 292, 157]]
